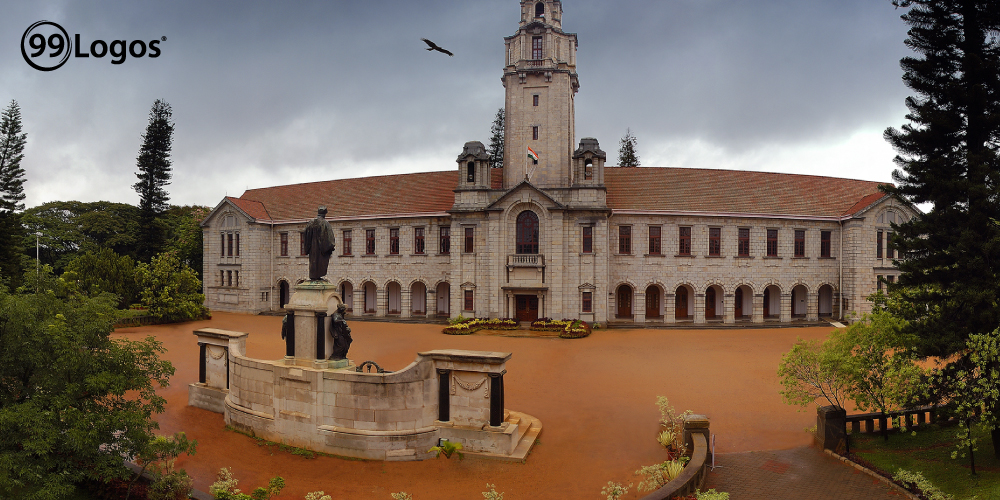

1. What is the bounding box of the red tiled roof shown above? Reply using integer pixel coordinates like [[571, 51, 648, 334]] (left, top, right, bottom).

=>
[[236, 167, 888, 222], [239, 171, 459, 221], [604, 167, 888, 218]]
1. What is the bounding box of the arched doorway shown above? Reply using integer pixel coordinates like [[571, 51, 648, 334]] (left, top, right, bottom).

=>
[[763, 285, 781, 318], [645, 285, 661, 318], [705, 285, 723, 320], [818, 285, 834, 317], [616, 284, 633, 318], [278, 280, 289, 308], [411, 282, 426, 315], [340, 281, 353, 312], [675, 286, 692, 319], [734, 285, 752, 319], [387, 282, 402, 315], [516, 210, 539, 254], [436, 282, 450, 316], [791, 285, 808, 317], [363, 282, 377, 314]]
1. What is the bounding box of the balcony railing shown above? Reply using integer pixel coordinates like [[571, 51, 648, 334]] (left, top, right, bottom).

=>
[[507, 254, 545, 268]]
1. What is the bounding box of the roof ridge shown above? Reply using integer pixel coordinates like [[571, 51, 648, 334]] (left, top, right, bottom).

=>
[[605, 166, 888, 185]]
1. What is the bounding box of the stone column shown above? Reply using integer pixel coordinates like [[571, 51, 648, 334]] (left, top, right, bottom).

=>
[[753, 293, 764, 323], [723, 293, 735, 324], [694, 293, 706, 324], [780, 292, 792, 322], [489, 371, 505, 427], [665, 293, 676, 324], [816, 406, 847, 451], [806, 291, 819, 321], [634, 290, 646, 324], [427, 287, 437, 319], [377, 286, 387, 317], [401, 286, 411, 319]]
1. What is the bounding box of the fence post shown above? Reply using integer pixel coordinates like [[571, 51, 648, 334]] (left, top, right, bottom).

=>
[[816, 405, 847, 451]]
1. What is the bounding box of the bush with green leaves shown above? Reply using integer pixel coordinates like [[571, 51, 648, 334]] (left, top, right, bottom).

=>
[[209, 467, 285, 500], [136, 251, 210, 323], [128, 431, 197, 500], [891, 469, 953, 500], [62, 247, 140, 308], [428, 439, 464, 459], [600, 481, 631, 500]]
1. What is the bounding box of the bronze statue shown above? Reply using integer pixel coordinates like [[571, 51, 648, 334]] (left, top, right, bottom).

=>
[[329, 303, 352, 360], [304, 206, 336, 281], [280, 312, 295, 357]]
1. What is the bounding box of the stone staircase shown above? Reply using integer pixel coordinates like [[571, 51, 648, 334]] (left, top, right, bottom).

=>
[[505, 410, 543, 461]]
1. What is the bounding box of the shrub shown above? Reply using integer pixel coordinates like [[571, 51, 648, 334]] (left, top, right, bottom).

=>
[[601, 481, 631, 500], [442, 317, 518, 335], [891, 469, 953, 500], [560, 319, 592, 338]]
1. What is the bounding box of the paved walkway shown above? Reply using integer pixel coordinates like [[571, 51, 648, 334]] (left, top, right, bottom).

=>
[[704, 446, 907, 499]]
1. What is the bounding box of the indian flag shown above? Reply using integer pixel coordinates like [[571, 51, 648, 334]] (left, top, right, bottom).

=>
[[527, 147, 539, 162]]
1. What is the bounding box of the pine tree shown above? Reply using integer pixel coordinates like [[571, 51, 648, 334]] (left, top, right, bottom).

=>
[[487, 108, 504, 168], [618, 128, 640, 168], [883, 0, 1000, 456], [0, 100, 27, 287], [133, 99, 174, 261]]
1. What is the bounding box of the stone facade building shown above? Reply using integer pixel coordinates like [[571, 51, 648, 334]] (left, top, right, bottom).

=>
[[201, 0, 914, 325]]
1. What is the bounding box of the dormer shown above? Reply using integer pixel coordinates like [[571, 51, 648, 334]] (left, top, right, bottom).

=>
[[572, 137, 606, 186], [457, 141, 491, 190]]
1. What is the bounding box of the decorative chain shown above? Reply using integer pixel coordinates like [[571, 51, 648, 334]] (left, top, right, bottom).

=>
[[451, 374, 489, 398], [208, 345, 227, 360]]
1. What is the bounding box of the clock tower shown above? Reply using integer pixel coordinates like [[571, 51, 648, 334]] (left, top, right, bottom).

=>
[[502, 0, 579, 189]]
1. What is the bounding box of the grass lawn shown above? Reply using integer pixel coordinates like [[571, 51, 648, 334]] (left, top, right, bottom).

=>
[[850, 424, 1000, 500]]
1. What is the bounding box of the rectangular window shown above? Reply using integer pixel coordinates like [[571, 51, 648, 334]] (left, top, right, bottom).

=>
[[582, 291, 593, 313], [582, 226, 593, 253], [794, 230, 805, 257], [887, 275, 895, 284], [220, 234, 225, 257], [876, 230, 883, 258], [366, 229, 375, 255], [738, 228, 750, 256], [766, 229, 778, 257], [464, 290, 474, 311], [227, 233, 234, 257], [821, 231, 831, 258], [440, 227, 451, 254], [709, 227, 721, 256], [533, 95, 539, 107], [235, 233, 240, 256], [532, 36, 543, 59], [342, 230, 352, 255], [532, 126, 539, 140], [887, 232, 895, 259], [220, 270, 224, 286], [280, 232, 288, 256], [648, 226, 661, 255], [877, 275, 883, 291], [300, 231, 307, 256], [464, 227, 474, 253], [226, 270, 232, 287], [678, 227, 691, 255], [618, 226, 631, 254], [389, 228, 400, 255], [414, 227, 425, 254], [234, 271, 239, 287]]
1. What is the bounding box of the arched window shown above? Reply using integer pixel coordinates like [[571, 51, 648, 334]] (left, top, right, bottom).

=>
[[535, 2, 545, 17], [467, 161, 475, 183], [584, 158, 593, 179], [516, 211, 539, 254]]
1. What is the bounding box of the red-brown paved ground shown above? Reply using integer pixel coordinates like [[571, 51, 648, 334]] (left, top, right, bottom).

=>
[[115, 313, 844, 500]]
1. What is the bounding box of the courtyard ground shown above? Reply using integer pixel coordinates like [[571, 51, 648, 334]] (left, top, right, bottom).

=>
[[116, 313, 885, 499]]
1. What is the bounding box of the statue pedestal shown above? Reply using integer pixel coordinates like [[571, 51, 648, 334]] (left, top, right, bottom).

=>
[[283, 280, 342, 361]]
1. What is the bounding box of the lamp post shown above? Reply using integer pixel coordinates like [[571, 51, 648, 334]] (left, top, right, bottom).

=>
[[35, 231, 41, 277]]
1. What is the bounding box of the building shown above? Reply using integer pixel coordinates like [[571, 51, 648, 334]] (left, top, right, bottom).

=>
[[201, 0, 914, 325]]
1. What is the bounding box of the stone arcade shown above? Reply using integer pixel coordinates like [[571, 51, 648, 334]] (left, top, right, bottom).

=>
[[200, 0, 916, 325]]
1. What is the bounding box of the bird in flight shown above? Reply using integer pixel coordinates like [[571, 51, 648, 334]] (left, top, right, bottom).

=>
[[421, 38, 454, 57]]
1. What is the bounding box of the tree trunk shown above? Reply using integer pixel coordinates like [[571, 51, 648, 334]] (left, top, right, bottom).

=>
[[992, 426, 1000, 460]]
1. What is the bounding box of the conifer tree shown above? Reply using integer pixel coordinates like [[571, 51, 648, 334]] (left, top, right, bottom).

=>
[[133, 99, 174, 261], [883, 0, 1000, 457], [618, 128, 640, 168], [487, 108, 504, 168], [0, 100, 27, 287]]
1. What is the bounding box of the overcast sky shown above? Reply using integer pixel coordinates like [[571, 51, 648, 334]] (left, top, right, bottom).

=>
[[1, 0, 914, 210]]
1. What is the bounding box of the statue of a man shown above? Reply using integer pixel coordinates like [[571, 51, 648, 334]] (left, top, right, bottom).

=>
[[304, 206, 336, 281], [329, 303, 352, 360]]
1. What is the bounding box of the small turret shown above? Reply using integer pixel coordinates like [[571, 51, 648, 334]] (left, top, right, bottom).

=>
[[457, 141, 491, 190], [572, 138, 606, 186]]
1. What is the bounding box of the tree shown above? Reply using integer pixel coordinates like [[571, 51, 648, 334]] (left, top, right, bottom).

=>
[[63, 247, 141, 308], [487, 108, 504, 168], [163, 205, 208, 279], [882, 1, 1000, 357], [618, 128, 640, 167], [0, 100, 27, 288], [20, 200, 141, 272], [136, 252, 209, 323], [133, 99, 174, 262], [0, 267, 175, 499]]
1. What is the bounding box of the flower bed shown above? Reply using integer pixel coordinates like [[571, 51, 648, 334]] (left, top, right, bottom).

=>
[[442, 318, 518, 335], [560, 319, 592, 339], [529, 318, 593, 338]]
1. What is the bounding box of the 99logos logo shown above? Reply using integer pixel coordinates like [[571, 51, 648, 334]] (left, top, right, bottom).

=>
[[21, 20, 165, 72]]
